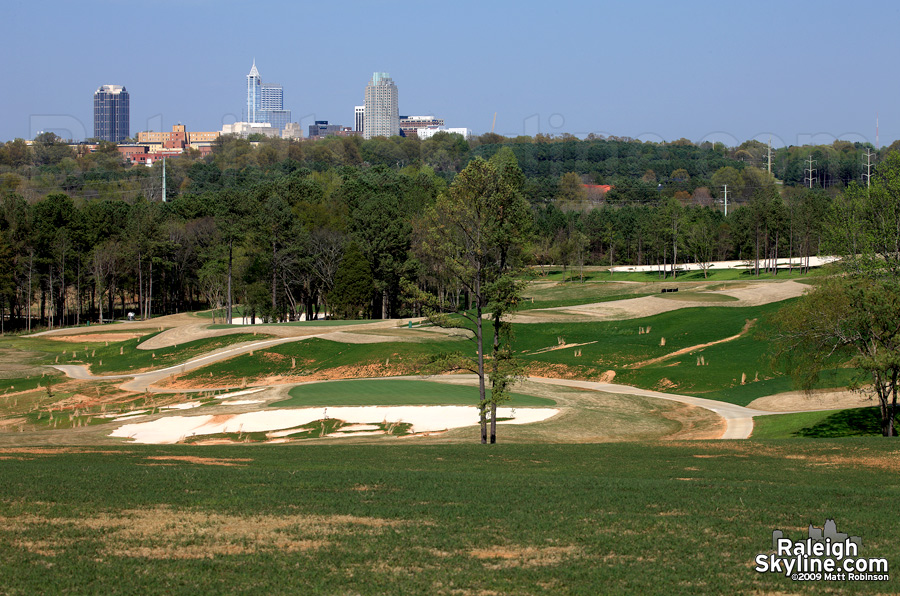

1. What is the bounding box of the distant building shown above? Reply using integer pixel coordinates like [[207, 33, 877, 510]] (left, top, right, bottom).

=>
[[416, 126, 470, 141], [307, 121, 357, 140], [281, 122, 303, 139], [399, 116, 444, 138], [363, 72, 399, 139], [355, 105, 365, 132], [93, 84, 130, 142], [247, 61, 261, 124], [222, 121, 278, 138], [137, 124, 220, 147]]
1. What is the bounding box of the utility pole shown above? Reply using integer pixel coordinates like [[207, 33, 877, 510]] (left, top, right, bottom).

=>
[[723, 184, 728, 217], [804, 155, 817, 189], [161, 156, 167, 202]]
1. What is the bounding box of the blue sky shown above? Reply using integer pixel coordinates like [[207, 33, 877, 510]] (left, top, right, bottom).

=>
[[4, 0, 898, 147]]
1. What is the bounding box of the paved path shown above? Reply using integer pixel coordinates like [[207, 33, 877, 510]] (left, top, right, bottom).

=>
[[524, 377, 770, 439]]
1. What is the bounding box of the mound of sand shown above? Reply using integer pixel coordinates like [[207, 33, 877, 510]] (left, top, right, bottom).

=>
[[747, 388, 875, 412]]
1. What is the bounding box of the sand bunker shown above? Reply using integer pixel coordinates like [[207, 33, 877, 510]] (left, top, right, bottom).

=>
[[110, 406, 559, 444]]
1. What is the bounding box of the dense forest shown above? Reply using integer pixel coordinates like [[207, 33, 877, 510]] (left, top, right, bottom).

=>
[[0, 130, 893, 331]]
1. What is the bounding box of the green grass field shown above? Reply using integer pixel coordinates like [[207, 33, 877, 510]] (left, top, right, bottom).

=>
[[0, 441, 896, 595], [273, 379, 556, 407]]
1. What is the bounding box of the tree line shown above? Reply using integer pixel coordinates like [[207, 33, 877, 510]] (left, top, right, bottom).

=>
[[0, 131, 895, 332]]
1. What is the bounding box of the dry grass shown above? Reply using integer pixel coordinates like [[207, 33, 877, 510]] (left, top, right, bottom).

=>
[[143, 455, 253, 467], [6, 505, 407, 559], [469, 544, 580, 568]]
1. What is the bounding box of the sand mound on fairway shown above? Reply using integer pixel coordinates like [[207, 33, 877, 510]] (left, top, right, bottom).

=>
[[507, 280, 808, 323], [137, 319, 409, 350], [747, 388, 876, 412]]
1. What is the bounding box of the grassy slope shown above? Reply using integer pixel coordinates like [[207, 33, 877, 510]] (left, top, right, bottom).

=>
[[0, 442, 896, 595], [175, 336, 465, 384], [274, 379, 555, 407], [87, 332, 276, 374]]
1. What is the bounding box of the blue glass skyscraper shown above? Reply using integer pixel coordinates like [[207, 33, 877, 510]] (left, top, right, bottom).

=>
[[93, 84, 129, 142]]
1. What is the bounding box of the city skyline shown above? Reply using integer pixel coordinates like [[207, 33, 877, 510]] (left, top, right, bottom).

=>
[[4, 0, 900, 147]]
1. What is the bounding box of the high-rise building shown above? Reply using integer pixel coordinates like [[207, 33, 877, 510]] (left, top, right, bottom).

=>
[[363, 72, 399, 140], [247, 61, 261, 124], [354, 105, 364, 132], [93, 84, 129, 142], [260, 83, 291, 132], [260, 83, 283, 112], [246, 62, 292, 133]]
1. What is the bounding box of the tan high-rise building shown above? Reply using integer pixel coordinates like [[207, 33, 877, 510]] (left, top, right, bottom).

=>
[[363, 72, 398, 140]]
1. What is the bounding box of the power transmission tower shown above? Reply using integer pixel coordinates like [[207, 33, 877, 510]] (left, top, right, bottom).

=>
[[723, 184, 728, 216], [863, 148, 875, 188], [767, 138, 773, 175], [804, 155, 817, 189]]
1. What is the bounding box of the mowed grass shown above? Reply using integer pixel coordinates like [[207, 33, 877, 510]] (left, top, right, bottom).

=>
[[0, 441, 896, 595], [751, 410, 841, 439], [273, 379, 556, 407]]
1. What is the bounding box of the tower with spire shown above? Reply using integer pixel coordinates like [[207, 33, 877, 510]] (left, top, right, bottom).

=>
[[247, 60, 261, 123]]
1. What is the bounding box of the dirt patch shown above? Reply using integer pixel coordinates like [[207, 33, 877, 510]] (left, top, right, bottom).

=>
[[747, 388, 875, 412], [659, 404, 726, 440], [654, 378, 677, 391], [0, 447, 121, 456], [43, 333, 147, 343], [143, 456, 252, 467], [597, 370, 616, 383], [469, 545, 580, 568], [524, 362, 606, 380]]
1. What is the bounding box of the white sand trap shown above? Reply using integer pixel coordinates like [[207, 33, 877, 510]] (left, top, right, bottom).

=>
[[221, 399, 264, 405], [110, 406, 559, 444]]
